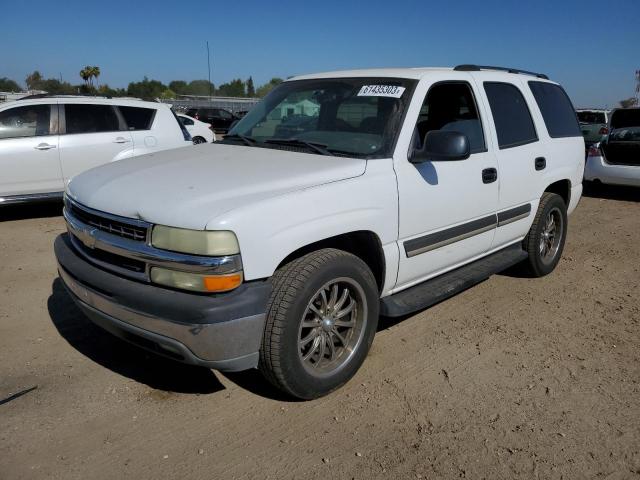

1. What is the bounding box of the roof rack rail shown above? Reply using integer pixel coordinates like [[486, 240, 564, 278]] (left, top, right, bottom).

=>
[[454, 64, 549, 80]]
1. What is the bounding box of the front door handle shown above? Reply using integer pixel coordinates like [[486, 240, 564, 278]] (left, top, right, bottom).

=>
[[535, 157, 546, 170], [482, 168, 498, 184], [113, 137, 131, 144], [34, 143, 56, 150]]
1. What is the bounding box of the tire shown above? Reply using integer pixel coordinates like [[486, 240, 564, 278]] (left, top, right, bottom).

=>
[[192, 136, 207, 145], [521, 192, 568, 277], [259, 248, 379, 399]]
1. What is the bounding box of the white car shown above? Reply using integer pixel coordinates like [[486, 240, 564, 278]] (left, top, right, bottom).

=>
[[0, 96, 192, 205], [178, 114, 216, 144], [56, 65, 584, 399], [584, 107, 640, 187]]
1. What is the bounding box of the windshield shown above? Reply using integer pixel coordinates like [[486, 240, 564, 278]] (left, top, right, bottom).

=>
[[225, 77, 417, 158], [577, 111, 606, 124]]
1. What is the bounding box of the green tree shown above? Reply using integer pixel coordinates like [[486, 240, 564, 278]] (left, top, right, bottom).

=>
[[186, 79, 215, 96], [246, 76, 255, 97], [98, 84, 126, 97], [127, 77, 168, 100], [169, 80, 188, 95], [217, 78, 245, 97], [39, 79, 75, 95], [161, 88, 176, 99], [25, 71, 43, 90], [0, 77, 22, 91], [256, 77, 283, 97], [91, 66, 101, 87]]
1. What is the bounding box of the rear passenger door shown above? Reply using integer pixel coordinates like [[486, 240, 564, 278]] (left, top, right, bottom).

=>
[[475, 78, 546, 249], [58, 103, 133, 183], [118, 105, 158, 155]]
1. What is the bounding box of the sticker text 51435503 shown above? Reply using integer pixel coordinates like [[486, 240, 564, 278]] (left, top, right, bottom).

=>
[[357, 85, 406, 98]]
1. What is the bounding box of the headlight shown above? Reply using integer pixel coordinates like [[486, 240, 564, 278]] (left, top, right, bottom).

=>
[[151, 226, 240, 256], [150, 267, 243, 293]]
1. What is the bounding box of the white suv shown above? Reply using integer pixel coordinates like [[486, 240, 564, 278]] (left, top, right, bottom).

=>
[[0, 96, 192, 205], [55, 65, 584, 399]]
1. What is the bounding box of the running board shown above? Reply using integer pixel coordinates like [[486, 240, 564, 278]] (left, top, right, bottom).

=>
[[380, 244, 528, 317]]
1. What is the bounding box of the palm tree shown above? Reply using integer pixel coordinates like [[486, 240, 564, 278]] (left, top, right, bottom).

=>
[[79, 67, 91, 86], [91, 66, 101, 88]]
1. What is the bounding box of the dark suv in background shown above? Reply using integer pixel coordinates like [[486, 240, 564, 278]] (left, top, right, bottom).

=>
[[185, 107, 237, 133]]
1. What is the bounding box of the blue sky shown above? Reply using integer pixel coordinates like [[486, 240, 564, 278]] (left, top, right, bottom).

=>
[[1, 0, 637, 107]]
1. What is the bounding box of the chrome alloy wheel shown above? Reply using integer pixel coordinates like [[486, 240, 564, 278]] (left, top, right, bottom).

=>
[[297, 278, 367, 377], [539, 206, 563, 264]]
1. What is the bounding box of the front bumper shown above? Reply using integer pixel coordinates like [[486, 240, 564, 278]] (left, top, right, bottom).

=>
[[54, 234, 270, 371]]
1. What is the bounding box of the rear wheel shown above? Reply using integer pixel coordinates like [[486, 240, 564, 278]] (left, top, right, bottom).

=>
[[521, 192, 567, 277], [259, 248, 379, 399], [192, 136, 207, 144]]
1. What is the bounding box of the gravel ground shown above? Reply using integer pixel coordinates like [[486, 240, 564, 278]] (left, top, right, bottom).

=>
[[1, 185, 639, 480]]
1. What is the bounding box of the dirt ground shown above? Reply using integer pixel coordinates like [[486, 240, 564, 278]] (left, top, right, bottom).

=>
[[1, 185, 639, 480]]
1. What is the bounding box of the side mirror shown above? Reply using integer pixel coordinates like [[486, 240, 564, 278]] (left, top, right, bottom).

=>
[[410, 130, 470, 163]]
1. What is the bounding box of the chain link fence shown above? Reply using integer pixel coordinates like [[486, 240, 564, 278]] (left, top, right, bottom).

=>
[[161, 95, 261, 114]]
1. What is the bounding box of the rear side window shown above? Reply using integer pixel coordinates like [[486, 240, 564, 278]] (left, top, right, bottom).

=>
[[119, 106, 156, 130], [65, 104, 120, 134], [171, 109, 191, 141], [484, 82, 537, 149], [528, 82, 581, 138], [0, 105, 51, 139], [180, 116, 194, 125]]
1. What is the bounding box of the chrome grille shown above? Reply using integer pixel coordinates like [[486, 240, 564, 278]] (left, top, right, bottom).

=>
[[68, 202, 148, 242]]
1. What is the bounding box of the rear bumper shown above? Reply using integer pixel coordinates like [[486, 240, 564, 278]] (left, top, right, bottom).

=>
[[584, 155, 640, 187], [54, 234, 270, 371]]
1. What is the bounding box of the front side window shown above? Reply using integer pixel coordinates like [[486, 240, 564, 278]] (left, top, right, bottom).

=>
[[528, 81, 581, 138], [218, 109, 233, 119], [484, 82, 537, 149], [0, 105, 51, 139], [119, 106, 156, 130], [413, 82, 486, 153], [227, 77, 417, 158], [65, 104, 120, 134]]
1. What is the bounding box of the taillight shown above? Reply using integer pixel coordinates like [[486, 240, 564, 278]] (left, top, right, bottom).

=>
[[598, 127, 609, 135], [587, 144, 601, 157]]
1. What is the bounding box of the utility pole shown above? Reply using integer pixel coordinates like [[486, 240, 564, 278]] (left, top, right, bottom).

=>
[[207, 41, 212, 103], [635, 69, 639, 105]]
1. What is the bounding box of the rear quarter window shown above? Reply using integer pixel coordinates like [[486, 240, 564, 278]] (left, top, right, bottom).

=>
[[483, 82, 538, 149], [528, 81, 581, 138], [119, 106, 156, 130]]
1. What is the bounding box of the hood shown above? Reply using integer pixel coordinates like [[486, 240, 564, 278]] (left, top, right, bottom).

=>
[[67, 143, 366, 229]]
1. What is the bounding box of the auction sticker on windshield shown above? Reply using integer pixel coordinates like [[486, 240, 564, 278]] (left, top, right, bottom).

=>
[[357, 85, 406, 98]]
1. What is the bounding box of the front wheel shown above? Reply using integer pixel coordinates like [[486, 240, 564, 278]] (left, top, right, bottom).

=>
[[521, 192, 568, 277], [259, 249, 379, 399]]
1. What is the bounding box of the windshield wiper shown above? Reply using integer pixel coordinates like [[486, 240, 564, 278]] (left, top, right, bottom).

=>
[[223, 134, 257, 146], [264, 138, 334, 156]]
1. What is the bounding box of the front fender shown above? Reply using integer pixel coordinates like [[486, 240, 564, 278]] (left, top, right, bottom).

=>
[[206, 160, 399, 282]]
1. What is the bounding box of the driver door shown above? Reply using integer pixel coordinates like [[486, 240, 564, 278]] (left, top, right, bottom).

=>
[[394, 76, 499, 290]]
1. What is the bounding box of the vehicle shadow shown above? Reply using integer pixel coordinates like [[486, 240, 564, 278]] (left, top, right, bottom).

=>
[[47, 278, 225, 394], [0, 201, 63, 221], [583, 182, 640, 202]]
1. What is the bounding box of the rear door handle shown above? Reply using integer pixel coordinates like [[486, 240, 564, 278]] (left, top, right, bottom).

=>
[[535, 157, 546, 170], [482, 168, 498, 184], [113, 137, 131, 144], [34, 143, 56, 150]]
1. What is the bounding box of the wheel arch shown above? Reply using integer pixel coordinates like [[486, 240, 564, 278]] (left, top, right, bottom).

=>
[[276, 230, 386, 293], [544, 179, 571, 206]]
